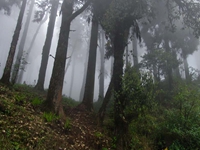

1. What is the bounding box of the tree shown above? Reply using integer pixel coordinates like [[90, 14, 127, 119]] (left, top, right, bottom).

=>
[[99, 2, 200, 144], [98, 76, 113, 125], [168, 0, 200, 38], [35, 0, 59, 91], [44, 0, 92, 116], [98, 28, 105, 102], [11, 0, 35, 84], [132, 33, 138, 68], [69, 59, 75, 97], [81, 16, 98, 111], [140, 0, 200, 85], [101, 1, 148, 145], [80, 0, 109, 110], [79, 45, 89, 102], [0, 0, 27, 85], [172, 29, 199, 81], [141, 49, 180, 83], [79, 24, 90, 102]]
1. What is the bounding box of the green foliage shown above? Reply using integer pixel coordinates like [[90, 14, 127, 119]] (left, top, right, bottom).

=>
[[93, 99, 104, 112], [14, 93, 27, 105], [11, 141, 21, 150], [159, 81, 200, 149], [123, 66, 157, 120], [31, 97, 42, 106], [64, 118, 71, 130], [108, 65, 159, 149], [101, 0, 150, 35], [169, 141, 186, 150], [189, 67, 200, 82], [111, 136, 117, 149], [62, 96, 80, 108], [140, 49, 180, 79], [94, 131, 104, 138], [0, 83, 11, 94], [43, 112, 59, 122]]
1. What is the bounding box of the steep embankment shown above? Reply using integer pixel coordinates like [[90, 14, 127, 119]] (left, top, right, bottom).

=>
[[0, 84, 111, 150]]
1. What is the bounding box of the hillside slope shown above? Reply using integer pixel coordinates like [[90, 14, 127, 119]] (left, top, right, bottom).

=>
[[0, 84, 111, 150]]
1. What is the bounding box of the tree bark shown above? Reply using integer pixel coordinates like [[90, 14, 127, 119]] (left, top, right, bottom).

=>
[[12, 0, 35, 84], [132, 35, 138, 66], [79, 52, 88, 102], [110, 56, 114, 77], [35, 0, 59, 91], [79, 36, 90, 102], [125, 45, 128, 68], [69, 59, 75, 97], [81, 17, 99, 111], [112, 28, 129, 138], [44, 0, 73, 117], [98, 77, 113, 126], [184, 59, 189, 79], [0, 0, 27, 85], [45, 0, 91, 117], [173, 50, 181, 79], [182, 51, 189, 81], [164, 39, 173, 90]]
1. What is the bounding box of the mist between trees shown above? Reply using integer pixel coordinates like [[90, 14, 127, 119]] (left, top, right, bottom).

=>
[[0, 0, 200, 149]]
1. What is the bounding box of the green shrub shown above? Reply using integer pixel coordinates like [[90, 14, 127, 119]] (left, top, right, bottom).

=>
[[14, 93, 27, 104], [64, 118, 71, 129], [160, 81, 200, 149], [122, 66, 157, 121], [62, 96, 80, 108], [169, 141, 186, 150], [94, 132, 103, 138], [43, 112, 59, 122], [31, 97, 42, 106]]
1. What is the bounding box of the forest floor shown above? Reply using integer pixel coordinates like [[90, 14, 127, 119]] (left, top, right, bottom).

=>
[[0, 83, 112, 150]]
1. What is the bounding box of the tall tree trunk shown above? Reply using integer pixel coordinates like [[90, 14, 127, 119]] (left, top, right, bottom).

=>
[[98, 54, 114, 125], [44, 1, 72, 117], [79, 52, 88, 102], [17, 12, 48, 83], [64, 41, 76, 75], [69, 59, 75, 97], [125, 45, 128, 68], [64, 52, 73, 74], [153, 63, 160, 82], [79, 23, 90, 102], [98, 28, 105, 102], [0, 0, 27, 85], [110, 56, 114, 77], [35, 0, 59, 90], [132, 34, 138, 68], [81, 17, 99, 111], [183, 58, 189, 80], [98, 77, 113, 126], [182, 50, 189, 81], [173, 50, 181, 79], [11, 0, 35, 84], [164, 39, 173, 90], [45, 0, 91, 116], [112, 29, 129, 141]]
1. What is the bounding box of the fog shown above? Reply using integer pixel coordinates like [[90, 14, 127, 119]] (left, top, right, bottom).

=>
[[0, 4, 199, 101], [0, 6, 113, 101]]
